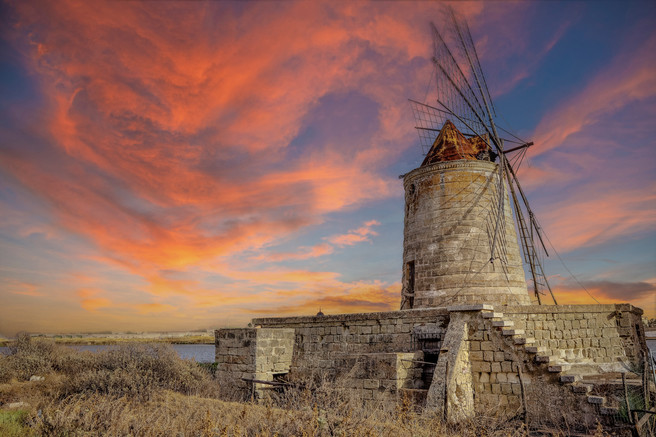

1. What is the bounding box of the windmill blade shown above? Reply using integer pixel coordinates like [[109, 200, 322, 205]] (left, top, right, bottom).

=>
[[429, 21, 492, 142], [409, 99, 487, 153], [409, 99, 527, 151], [446, 7, 497, 118], [505, 165, 542, 304], [505, 161, 549, 256], [504, 162, 558, 305]]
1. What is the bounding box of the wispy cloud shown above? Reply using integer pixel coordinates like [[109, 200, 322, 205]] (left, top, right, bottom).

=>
[[326, 220, 381, 247], [249, 281, 400, 316], [77, 288, 113, 312], [533, 35, 656, 157], [256, 243, 335, 262], [551, 277, 656, 314]]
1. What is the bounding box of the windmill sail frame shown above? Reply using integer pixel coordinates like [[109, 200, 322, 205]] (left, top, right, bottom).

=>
[[411, 6, 557, 305]]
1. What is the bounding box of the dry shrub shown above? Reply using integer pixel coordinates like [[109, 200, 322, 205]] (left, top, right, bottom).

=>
[[32, 389, 430, 437], [60, 343, 210, 400], [0, 333, 57, 382], [1, 336, 216, 401]]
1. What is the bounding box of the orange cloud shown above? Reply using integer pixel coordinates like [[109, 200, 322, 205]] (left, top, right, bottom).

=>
[[250, 281, 401, 316], [551, 278, 656, 317], [256, 243, 335, 262], [6, 280, 44, 297], [222, 269, 340, 286], [2, 1, 651, 336], [135, 303, 176, 315], [326, 220, 381, 247], [3, 2, 476, 311], [538, 189, 656, 252], [77, 288, 113, 312]]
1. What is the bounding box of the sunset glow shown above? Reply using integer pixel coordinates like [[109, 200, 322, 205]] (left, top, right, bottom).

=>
[[1, 1, 654, 336]]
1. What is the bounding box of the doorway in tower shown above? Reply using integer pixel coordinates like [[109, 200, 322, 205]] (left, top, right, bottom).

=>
[[405, 260, 415, 308]]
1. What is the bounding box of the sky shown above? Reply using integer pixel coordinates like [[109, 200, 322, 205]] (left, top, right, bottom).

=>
[[0, 1, 654, 336]]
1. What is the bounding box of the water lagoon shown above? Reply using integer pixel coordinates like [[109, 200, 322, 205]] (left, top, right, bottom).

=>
[[0, 343, 215, 363]]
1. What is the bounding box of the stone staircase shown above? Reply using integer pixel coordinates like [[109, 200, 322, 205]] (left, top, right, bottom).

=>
[[481, 308, 622, 417]]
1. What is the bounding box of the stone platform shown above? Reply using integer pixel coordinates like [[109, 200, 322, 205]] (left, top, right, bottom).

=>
[[216, 303, 647, 422]]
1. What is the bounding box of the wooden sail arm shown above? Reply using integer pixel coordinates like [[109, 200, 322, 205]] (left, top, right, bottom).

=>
[[502, 142, 534, 154]]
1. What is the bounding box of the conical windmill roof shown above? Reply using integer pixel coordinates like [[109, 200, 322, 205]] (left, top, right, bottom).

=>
[[421, 120, 491, 166]]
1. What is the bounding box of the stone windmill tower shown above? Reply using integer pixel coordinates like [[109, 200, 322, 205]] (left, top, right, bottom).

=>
[[401, 9, 557, 310], [400, 121, 530, 309]]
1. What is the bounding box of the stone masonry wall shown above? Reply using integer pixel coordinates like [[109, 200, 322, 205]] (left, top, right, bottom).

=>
[[502, 304, 645, 370], [440, 307, 589, 420], [215, 328, 295, 396], [252, 308, 449, 397], [217, 304, 647, 412], [465, 309, 533, 414], [402, 160, 530, 309], [253, 308, 448, 376], [336, 352, 425, 401], [424, 304, 647, 420]]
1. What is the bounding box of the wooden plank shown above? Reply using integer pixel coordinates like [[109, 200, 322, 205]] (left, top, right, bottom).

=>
[[624, 372, 634, 425], [636, 406, 655, 428]]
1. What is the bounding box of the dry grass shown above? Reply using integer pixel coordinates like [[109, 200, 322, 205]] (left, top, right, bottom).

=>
[[0, 336, 612, 436]]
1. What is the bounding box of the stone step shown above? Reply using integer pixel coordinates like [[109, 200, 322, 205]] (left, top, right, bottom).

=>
[[525, 346, 545, 354], [571, 383, 594, 394], [600, 406, 619, 416], [535, 355, 555, 364], [587, 395, 605, 405], [502, 329, 524, 336], [492, 320, 514, 327], [514, 337, 535, 346], [481, 312, 504, 319], [560, 374, 580, 383], [548, 363, 571, 373]]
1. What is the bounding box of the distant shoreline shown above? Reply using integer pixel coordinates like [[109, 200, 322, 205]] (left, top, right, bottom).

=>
[[0, 332, 215, 347], [2, 328, 654, 347]]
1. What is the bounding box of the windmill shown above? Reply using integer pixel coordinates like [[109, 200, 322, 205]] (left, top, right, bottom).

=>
[[409, 7, 557, 305]]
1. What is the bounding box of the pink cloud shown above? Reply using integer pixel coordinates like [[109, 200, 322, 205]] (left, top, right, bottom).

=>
[[6, 280, 44, 297], [256, 243, 335, 262], [532, 35, 656, 157], [538, 189, 656, 252], [326, 220, 381, 247]]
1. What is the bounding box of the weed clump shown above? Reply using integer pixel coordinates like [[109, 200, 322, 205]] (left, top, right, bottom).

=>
[[1, 335, 212, 401], [0, 333, 57, 382]]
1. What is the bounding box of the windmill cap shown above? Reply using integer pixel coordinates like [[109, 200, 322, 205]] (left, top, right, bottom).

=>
[[421, 120, 492, 166]]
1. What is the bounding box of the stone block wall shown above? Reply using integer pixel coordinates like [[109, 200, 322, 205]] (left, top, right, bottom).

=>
[[439, 304, 647, 419], [401, 160, 530, 309], [502, 304, 645, 370], [252, 308, 449, 379], [215, 328, 256, 388], [254, 328, 295, 379], [216, 303, 647, 416], [215, 327, 295, 395], [465, 311, 527, 414], [335, 352, 424, 401]]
